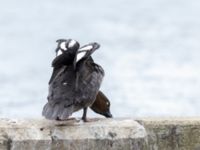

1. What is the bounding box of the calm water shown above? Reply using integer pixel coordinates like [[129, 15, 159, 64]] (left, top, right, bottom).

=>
[[0, 0, 200, 118]]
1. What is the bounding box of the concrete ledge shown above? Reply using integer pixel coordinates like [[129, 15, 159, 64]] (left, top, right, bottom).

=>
[[137, 118, 200, 150], [0, 118, 146, 150], [1, 118, 200, 150]]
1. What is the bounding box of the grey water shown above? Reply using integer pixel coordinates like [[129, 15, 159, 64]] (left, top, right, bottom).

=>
[[0, 0, 200, 118]]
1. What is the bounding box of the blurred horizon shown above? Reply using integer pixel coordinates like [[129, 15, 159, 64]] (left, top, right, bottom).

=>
[[0, 0, 200, 118]]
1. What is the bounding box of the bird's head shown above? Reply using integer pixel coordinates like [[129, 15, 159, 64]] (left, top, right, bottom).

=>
[[90, 92, 113, 118]]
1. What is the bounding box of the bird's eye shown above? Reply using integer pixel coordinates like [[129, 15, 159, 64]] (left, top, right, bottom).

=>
[[106, 102, 110, 106]]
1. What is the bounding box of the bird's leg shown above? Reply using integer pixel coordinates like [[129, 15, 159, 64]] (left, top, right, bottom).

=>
[[82, 107, 88, 122], [56, 117, 61, 121]]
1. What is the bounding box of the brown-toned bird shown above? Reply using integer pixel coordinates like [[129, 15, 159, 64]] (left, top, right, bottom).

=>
[[90, 90, 112, 118]]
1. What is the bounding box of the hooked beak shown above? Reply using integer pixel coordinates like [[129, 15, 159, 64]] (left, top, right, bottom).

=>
[[103, 111, 113, 118]]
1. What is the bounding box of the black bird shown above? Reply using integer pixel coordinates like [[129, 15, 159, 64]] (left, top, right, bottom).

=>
[[48, 39, 112, 119], [42, 42, 105, 121]]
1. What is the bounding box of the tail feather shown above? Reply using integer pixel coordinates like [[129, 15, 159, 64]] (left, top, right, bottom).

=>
[[42, 102, 73, 120], [59, 106, 73, 120], [51, 104, 60, 119], [42, 103, 54, 119]]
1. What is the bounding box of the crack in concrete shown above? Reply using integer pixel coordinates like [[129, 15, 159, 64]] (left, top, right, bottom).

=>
[[7, 138, 12, 150]]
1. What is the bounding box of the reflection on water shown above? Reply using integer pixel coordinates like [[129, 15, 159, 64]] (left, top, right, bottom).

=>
[[0, 0, 200, 118]]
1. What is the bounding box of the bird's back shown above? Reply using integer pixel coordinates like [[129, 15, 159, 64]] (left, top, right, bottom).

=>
[[42, 60, 104, 120], [75, 60, 104, 106]]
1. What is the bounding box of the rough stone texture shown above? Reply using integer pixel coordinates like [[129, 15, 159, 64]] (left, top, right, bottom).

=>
[[137, 118, 200, 150], [0, 118, 146, 150], [1, 118, 200, 150]]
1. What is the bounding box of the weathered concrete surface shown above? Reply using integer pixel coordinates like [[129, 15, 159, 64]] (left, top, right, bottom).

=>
[[137, 118, 200, 150], [0, 118, 146, 150], [1, 118, 200, 150]]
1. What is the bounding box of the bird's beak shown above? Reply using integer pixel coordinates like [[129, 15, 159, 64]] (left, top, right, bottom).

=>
[[103, 111, 113, 118]]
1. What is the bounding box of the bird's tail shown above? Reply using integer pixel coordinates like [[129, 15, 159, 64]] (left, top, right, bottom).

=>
[[42, 102, 74, 120]]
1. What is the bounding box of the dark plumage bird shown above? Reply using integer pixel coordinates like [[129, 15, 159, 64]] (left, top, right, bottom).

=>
[[47, 39, 112, 119], [42, 40, 105, 121]]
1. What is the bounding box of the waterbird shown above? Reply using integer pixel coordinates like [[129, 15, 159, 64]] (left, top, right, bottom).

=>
[[43, 40, 106, 121], [48, 39, 112, 118]]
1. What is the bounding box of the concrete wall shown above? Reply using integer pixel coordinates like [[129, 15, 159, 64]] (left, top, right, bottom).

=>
[[0, 118, 200, 150]]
